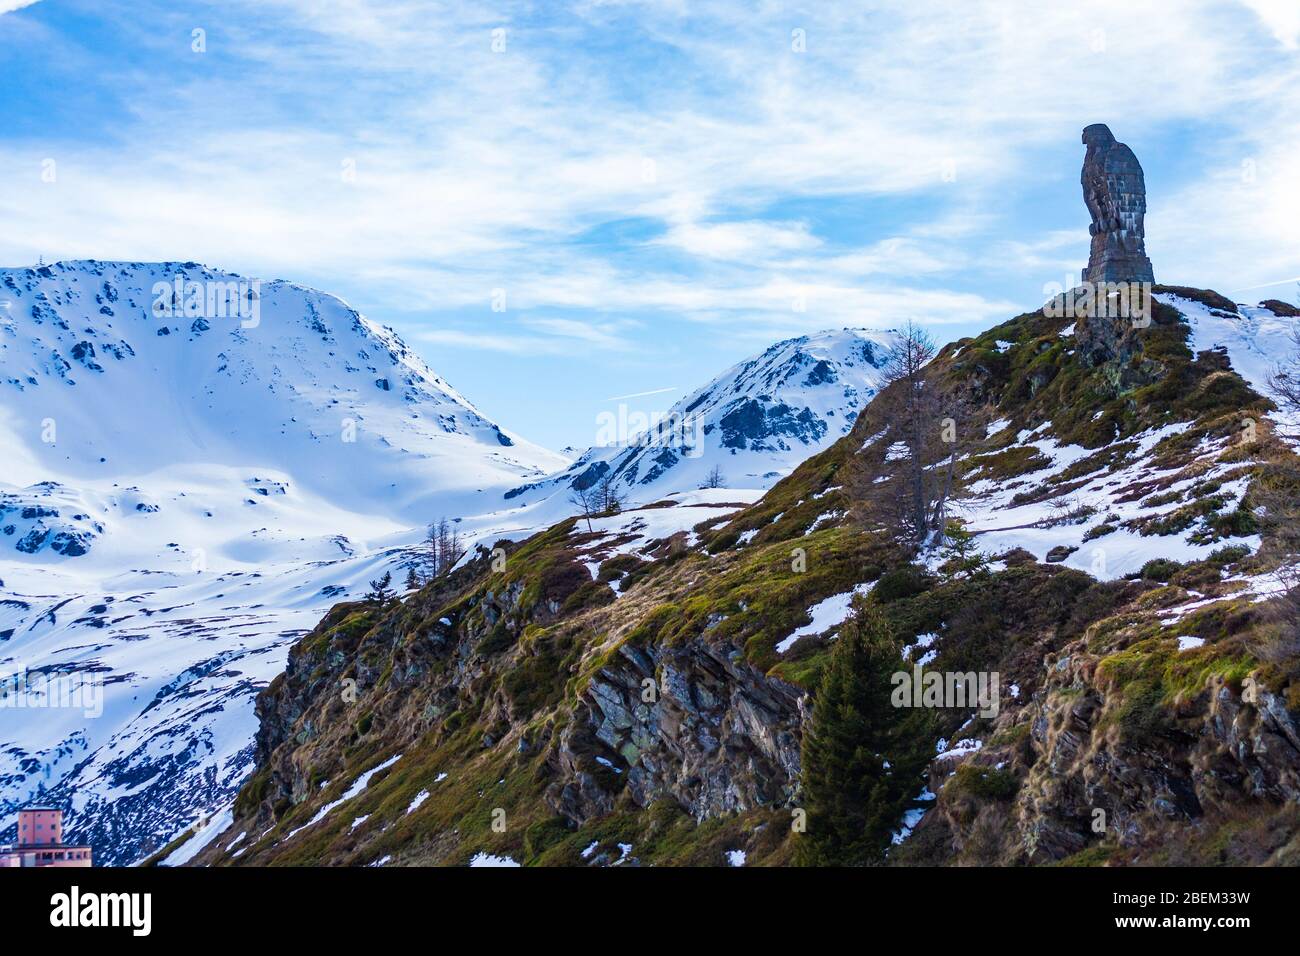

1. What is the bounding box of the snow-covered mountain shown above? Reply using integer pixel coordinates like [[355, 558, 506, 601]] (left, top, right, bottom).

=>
[[501, 328, 893, 513], [0, 260, 565, 523], [0, 263, 897, 865], [0, 261, 567, 864]]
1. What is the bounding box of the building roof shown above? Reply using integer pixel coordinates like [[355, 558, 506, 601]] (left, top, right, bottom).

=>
[[9, 843, 91, 850]]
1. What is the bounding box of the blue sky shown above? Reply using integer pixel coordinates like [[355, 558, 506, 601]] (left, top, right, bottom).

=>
[[1, 0, 1298, 450]]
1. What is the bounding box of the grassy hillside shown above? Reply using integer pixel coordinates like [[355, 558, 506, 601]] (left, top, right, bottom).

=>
[[193, 290, 1300, 867]]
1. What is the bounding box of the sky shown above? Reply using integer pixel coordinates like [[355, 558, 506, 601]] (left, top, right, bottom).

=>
[[0, 0, 1297, 451]]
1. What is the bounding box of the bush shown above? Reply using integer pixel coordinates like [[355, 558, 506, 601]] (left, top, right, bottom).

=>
[[1207, 545, 1250, 567], [950, 763, 1018, 800], [1171, 562, 1222, 590], [1083, 522, 1118, 542], [1140, 558, 1182, 582], [874, 565, 931, 603], [1207, 506, 1258, 539]]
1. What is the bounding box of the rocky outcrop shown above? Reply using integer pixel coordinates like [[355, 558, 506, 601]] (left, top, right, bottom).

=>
[[548, 639, 803, 823], [214, 528, 813, 865], [912, 637, 1300, 866], [1072, 293, 1177, 390], [1023, 659, 1300, 863], [203, 275, 1300, 869]]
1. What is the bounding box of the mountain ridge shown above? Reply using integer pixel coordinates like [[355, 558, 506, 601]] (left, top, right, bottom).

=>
[[186, 284, 1300, 868], [501, 327, 893, 512], [0, 259, 570, 864]]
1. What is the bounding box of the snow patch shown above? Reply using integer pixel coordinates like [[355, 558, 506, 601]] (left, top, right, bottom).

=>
[[776, 582, 875, 653]]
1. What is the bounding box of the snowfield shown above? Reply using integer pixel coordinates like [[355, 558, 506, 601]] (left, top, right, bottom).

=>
[[0, 261, 564, 864], [569, 488, 764, 586], [953, 295, 1295, 591], [1159, 292, 1300, 438], [776, 582, 875, 653], [955, 421, 1261, 580]]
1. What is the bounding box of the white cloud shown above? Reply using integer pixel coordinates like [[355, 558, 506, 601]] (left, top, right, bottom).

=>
[[991, 230, 1087, 280], [655, 220, 820, 260], [520, 317, 637, 350], [785, 237, 963, 278], [1151, 127, 1300, 294], [1239, 0, 1300, 48], [0, 0, 1294, 341], [0, 1, 43, 15]]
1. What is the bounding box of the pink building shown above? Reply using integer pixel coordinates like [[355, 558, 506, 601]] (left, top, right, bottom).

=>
[[0, 808, 92, 867]]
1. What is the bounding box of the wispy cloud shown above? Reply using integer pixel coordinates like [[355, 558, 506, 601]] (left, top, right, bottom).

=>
[[0, 1, 43, 15], [0, 0, 1295, 447], [4, 1, 1294, 303], [1240, 0, 1300, 48], [654, 220, 821, 260]]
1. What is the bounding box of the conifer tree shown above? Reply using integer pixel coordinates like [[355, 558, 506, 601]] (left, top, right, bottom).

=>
[[799, 597, 930, 865], [365, 571, 394, 604], [939, 519, 986, 580]]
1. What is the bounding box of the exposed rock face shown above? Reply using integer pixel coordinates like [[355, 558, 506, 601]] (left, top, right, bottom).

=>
[[919, 642, 1300, 866], [1073, 292, 1179, 391], [1081, 124, 1155, 285], [548, 639, 803, 824]]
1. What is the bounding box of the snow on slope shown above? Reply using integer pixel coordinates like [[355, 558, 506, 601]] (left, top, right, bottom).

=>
[[1158, 292, 1300, 435], [0, 260, 566, 864], [0, 260, 565, 521], [952, 295, 1299, 582], [569, 487, 765, 592], [953, 421, 1261, 580], [500, 329, 892, 518]]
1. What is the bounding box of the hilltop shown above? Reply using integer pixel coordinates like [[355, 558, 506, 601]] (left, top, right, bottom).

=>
[[188, 285, 1300, 867]]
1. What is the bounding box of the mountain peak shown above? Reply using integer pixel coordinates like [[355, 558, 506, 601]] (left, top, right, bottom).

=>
[[0, 260, 565, 518], [503, 327, 894, 511]]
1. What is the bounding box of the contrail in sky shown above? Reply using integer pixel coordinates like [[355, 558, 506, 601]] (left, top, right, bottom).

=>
[[1227, 276, 1300, 294], [604, 386, 679, 402]]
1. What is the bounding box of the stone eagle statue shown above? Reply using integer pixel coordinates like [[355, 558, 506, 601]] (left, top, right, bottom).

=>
[[1081, 124, 1155, 285]]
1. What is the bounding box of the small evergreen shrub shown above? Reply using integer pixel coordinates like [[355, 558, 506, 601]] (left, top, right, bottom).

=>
[[1140, 558, 1182, 582], [874, 565, 930, 603]]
